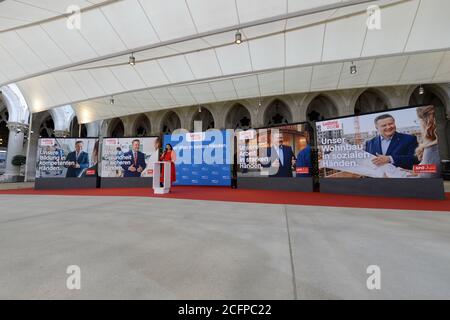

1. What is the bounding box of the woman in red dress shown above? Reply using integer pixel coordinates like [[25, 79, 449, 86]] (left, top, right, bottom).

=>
[[160, 144, 176, 186]]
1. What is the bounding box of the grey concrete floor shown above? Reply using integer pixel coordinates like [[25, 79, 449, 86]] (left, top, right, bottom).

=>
[[0, 194, 449, 299]]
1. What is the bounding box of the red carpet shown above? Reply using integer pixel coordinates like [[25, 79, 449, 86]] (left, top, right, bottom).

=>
[[0, 186, 449, 212]]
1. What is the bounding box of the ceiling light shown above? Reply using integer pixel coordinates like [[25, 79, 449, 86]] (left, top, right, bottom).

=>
[[235, 30, 242, 44], [419, 85, 425, 95], [350, 62, 357, 75], [129, 53, 136, 66], [109, 96, 115, 105], [198, 106, 202, 113]]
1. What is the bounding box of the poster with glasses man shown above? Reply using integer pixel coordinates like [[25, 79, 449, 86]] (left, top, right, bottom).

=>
[[236, 123, 313, 178]]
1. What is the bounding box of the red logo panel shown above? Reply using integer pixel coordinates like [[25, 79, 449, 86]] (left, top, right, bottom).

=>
[[295, 167, 309, 174], [413, 164, 437, 174]]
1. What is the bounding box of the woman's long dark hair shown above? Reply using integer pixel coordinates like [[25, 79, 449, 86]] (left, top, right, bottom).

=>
[[93, 140, 99, 162], [415, 105, 438, 161]]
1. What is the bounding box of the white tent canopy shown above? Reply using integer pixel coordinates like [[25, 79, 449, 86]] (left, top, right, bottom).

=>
[[1, 0, 449, 123]]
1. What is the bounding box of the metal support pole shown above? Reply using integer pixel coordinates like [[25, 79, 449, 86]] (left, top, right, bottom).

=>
[[24, 113, 33, 182]]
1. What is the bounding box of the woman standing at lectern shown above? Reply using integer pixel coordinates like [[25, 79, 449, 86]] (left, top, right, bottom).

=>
[[160, 143, 176, 187]]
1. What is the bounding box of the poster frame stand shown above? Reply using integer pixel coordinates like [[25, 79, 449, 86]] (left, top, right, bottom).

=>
[[235, 121, 314, 192], [314, 104, 446, 200], [34, 137, 99, 190], [99, 135, 160, 189]]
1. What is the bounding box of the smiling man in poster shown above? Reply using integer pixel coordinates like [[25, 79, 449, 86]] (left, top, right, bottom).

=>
[[365, 114, 419, 170], [121, 139, 147, 177], [65, 140, 89, 178], [317, 106, 442, 179]]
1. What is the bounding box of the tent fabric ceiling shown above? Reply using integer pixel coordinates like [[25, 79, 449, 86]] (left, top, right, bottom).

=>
[[0, 0, 353, 84], [74, 51, 450, 123], [0, 0, 110, 31], [1, 0, 449, 123]]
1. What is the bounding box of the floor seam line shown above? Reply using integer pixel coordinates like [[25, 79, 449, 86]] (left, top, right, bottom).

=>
[[284, 205, 298, 300]]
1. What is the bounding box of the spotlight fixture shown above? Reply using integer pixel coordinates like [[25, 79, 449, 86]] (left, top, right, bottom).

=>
[[419, 85, 425, 95], [235, 30, 242, 44], [129, 52, 136, 66], [350, 62, 357, 75], [198, 106, 202, 113], [109, 96, 115, 105]]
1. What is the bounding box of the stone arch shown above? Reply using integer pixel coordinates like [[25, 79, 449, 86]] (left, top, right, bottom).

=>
[[305, 94, 339, 122], [0, 108, 8, 150], [132, 114, 151, 137], [405, 84, 450, 113], [263, 99, 293, 127], [354, 88, 390, 115], [160, 111, 181, 134], [39, 114, 55, 138], [0, 85, 30, 181], [48, 105, 74, 135], [191, 106, 215, 131], [409, 85, 449, 159], [108, 118, 125, 138], [225, 104, 252, 130], [304, 94, 339, 146], [0, 84, 30, 124]]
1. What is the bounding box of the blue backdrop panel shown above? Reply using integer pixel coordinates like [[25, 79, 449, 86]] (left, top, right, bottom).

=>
[[163, 130, 232, 186]]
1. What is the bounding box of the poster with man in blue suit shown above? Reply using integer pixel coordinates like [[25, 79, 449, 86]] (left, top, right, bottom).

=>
[[36, 138, 98, 178], [365, 114, 418, 170], [121, 139, 147, 177], [317, 106, 441, 178], [262, 132, 295, 177], [65, 140, 89, 177], [236, 123, 312, 178], [100, 137, 160, 178]]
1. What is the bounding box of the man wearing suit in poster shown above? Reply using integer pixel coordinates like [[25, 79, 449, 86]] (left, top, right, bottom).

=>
[[262, 132, 295, 177], [295, 144, 312, 177], [121, 139, 147, 177], [365, 114, 419, 170], [65, 140, 89, 177]]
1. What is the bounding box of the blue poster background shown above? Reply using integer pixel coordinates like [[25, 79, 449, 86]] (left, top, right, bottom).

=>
[[163, 130, 232, 186]]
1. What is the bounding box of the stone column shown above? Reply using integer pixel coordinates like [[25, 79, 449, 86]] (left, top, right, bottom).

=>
[[123, 117, 136, 137], [4, 122, 27, 178], [86, 121, 100, 138], [446, 118, 450, 159], [25, 115, 41, 182], [209, 103, 226, 130]]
